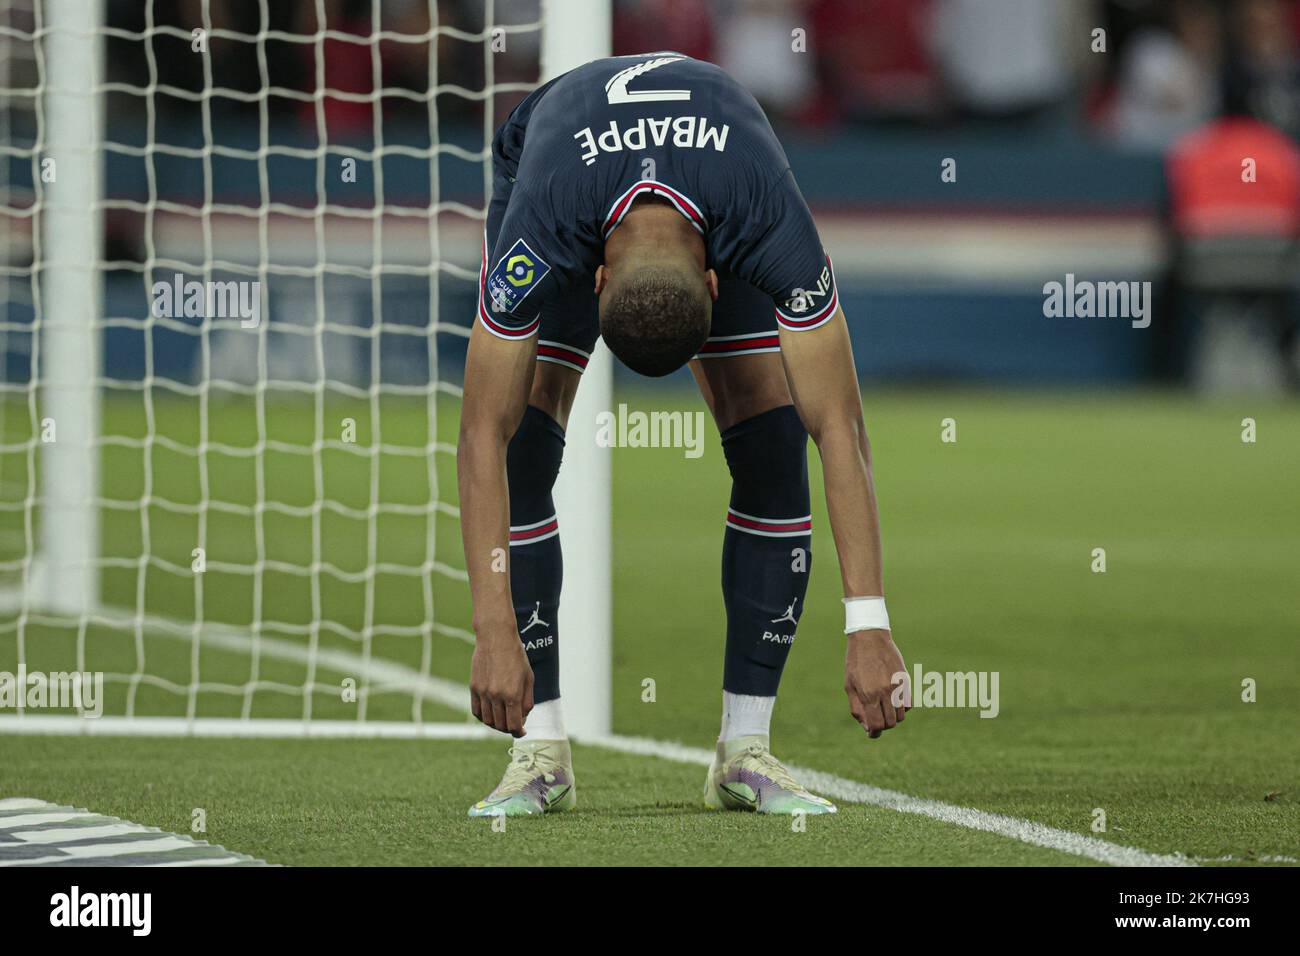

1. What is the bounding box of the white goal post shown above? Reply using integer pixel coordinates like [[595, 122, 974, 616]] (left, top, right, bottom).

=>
[[544, 0, 613, 742], [0, 0, 611, 738]]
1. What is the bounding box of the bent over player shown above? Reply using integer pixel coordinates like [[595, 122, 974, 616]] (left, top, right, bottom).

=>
[[459, 54, 908, 817]]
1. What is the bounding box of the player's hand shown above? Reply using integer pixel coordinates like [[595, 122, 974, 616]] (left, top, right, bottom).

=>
[[469, 628, 535, 737], [844, 630, 909, 739]]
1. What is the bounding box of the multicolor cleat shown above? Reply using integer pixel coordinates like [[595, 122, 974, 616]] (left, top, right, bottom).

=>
[[704, 735, 837, 815], [468, 739, 577, 818]]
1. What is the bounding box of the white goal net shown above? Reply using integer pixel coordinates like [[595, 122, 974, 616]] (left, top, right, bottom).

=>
[[0, 0, 609, 737]]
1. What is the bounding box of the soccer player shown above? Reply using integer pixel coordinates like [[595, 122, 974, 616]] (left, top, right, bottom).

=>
[[460, 54, 907, 817]]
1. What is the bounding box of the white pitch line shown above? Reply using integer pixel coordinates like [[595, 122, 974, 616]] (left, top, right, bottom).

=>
[[0, 836, 204, 867], [0, 623, 1198, 867], [0, 715, 495, 739], [0, 811, 91, 830], [585, 734, 1196, 868], [12, 823, 157, 845], [180, 622, 472, 712], [0, 798, 48, 811]]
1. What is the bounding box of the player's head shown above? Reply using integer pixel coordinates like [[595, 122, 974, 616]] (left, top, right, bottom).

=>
[[598, 260, 710, 376], [596, 199, 717, 377]]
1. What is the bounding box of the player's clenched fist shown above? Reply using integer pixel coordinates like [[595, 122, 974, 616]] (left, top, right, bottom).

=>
[[469, 629, 535, 738], [844, 630, 909, 739]]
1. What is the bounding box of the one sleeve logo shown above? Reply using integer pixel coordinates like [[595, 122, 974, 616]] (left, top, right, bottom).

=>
[[783, 265, 832, 314], [487, 238, 550, 314]]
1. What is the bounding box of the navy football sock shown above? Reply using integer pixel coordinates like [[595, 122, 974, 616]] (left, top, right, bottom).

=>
[[506, 405, 565, 703], [719, 404, 812, 697]]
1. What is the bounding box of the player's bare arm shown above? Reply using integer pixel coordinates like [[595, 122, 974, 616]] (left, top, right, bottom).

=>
[[458, 320, 538, 738], [779, 307, 908, 739]]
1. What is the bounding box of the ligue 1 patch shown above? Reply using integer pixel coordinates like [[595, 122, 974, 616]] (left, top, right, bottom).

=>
[[487, 238, 550, 314]]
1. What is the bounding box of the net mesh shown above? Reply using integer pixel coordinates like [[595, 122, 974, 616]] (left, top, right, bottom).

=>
[[0, 0, 543, 727]]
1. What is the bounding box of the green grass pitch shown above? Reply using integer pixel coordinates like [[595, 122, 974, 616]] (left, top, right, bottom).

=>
[[1, 388, 1298, 865]]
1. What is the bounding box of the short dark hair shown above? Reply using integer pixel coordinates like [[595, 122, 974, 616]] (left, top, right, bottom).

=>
[[599, 266, 710, 377]]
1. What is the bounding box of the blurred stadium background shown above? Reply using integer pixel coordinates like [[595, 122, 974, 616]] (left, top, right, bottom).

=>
[[6, 0, 1300, 395], [0, 0, 1297, 866]]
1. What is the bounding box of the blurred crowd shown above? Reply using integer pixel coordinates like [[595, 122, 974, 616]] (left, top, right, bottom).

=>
[[614, 0, 1300, 149], [621, 0, 1300, 150], [621, 0, 1300, 147], [101, 0, 1300, 151]]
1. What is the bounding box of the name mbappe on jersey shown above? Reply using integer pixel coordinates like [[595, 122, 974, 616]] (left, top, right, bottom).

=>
[[478, 54, 838, 339]]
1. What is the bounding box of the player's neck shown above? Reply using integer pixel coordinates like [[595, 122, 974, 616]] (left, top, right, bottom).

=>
[[607, 203, 703, 269]]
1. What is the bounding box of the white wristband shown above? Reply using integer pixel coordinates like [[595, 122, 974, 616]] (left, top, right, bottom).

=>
[[844, 596, 890, 634]]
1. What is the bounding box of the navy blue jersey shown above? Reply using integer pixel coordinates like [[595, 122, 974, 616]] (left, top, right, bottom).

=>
[[477, 54, 837, 340]]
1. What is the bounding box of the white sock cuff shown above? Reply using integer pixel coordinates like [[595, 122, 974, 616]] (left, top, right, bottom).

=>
[[522, 698, 566, 740], [726, 692, 773, 713], [720, 691, 775, 741]]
